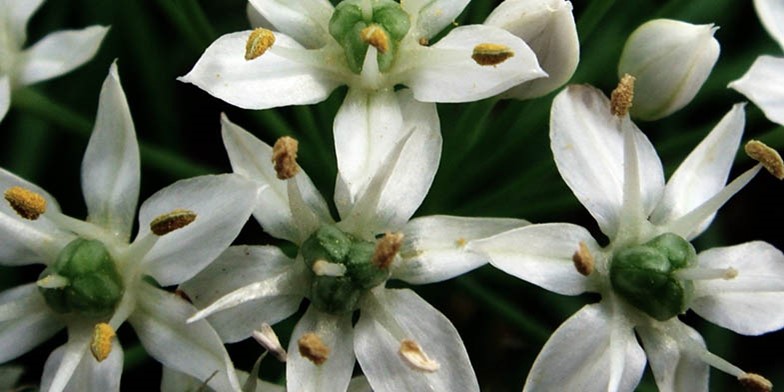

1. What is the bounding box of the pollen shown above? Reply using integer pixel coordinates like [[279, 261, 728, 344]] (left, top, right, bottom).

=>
[[611, 74, 636, 117], [572, 241, 594, 276], [739, 373, 773, 392], [372, 232, 404, 269], [4, 186, 47, 220], [298, 332, 330, 365], [455, 237, 467, 248], [90, 323, 116, 362], [272, 136, 300, 180], [745, 140, 784, 180], [245, 28, 276, 60], [399, 339, 440, 372], [472, 43, 514, 66], [360, 24, 390, 54], [150, 209, 197, 236]]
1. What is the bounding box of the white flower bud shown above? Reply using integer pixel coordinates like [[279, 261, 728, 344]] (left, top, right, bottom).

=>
[[618, 19, 720, 121], [484, 0, 579, 99]]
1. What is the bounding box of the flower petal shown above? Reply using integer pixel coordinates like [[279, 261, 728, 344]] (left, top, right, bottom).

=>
[[636, 320, 709, 392], [754, 0, 784, 50], [81, 62, 140, 242], [523, 302, 646, 392], [39, 328, 91, 392], [403, 0, 471, 39], [393, 215, 528, 284], [2, 0, 44, 46], [247, 0, 334, 48], [287, 305, 355, 392], [179, 31, 340, 110], [0, 284, 62, 362], [18, 26, 108, 86], [729, 55, 784, 127], [41, 338, 123, 392], [161, 366, 286, 392], [355, 288, 479, 392], [129, 285, 241, 392], [468, 223, 599, 295], [691, 241, 784, 335], [0, 76, 9, 123], [650, 104, 745, 240], [407, 25, 546, 102], [550, 85, 664, 238]]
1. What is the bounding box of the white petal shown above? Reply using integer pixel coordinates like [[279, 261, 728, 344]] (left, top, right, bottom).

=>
[[393, 215, 529, 284], [129, 285, 241, 392], [18, 26, 108, 86], [181, 245, 305, 343], [0, 284, 62, 362], [355, 288, 479, 392], [403, 0, 471, 39], [754, 0, 784, 50], [468, 223, 598, 295], [729, 55, 784, 127], [407, 25, 546, 103], [40, 328, 90, 392], [179, 31, 340, 110], [287, 305, 355, 392], [221, 115, 332, 244], [637, 320, 709, 392], [247, 0, 334, 48], [1, 0, 44, 46], [550, 85, 664, 238], [523, 302, 645, 392], [691, 241, 784, 335], [484, 0, 579, 99], [41, 338, 123, 392], [138, 174, 257, 286], [650, 104, 745, 240], [0, 76, 9, 123], [81, 62, 140, 242]]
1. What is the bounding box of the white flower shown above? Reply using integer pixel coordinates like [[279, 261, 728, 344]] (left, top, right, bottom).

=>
[[181, 90, 527, 392], [730, 0, 784, 127], [470, 80, 783, 391], [0, 0, 108, 122], [0, 63, 257, 392]]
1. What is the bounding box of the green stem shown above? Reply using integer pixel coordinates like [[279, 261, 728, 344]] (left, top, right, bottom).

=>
[[576, 0, 618, 44], [154, 0, 208, 51], [180, 0, 218, 44]]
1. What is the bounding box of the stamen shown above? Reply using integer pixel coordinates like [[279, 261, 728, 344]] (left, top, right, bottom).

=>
[[312, 259, 347, 277], [745, 140, 784, 180], [675, 266, 737, 281], [611, 74, 636, 117], [36, 274, 69, 289], [4, 186, 47, 220], [90, 323, 116, 362], [572, 241, 594, 276], [399, 339, 440, 372], [471, 43, 514, 66], [739, 373, 773, 392], [455, 237, 467, 248], [150, 209, 197, 236], [360, 24, 390, 54], [372, 232, 404, 269], [298, 332, 330, 365], [252, 323, 287, 362], [245, 28, 276, 60], [418, 37, 429, 46], [272, 136, 300, 180]]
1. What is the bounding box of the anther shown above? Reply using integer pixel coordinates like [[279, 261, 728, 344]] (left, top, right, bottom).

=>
[[360, 25, 390, 54], [298, 332, 330, 365], [471, 43, 515, 66], [611, 74, 636, 117], [245, 28, 276, 60], [90, 323, 116, 362], [739, 373, 773, 392], [572, 241, 594, 276], [4, 186, 47, 220], [418, 37, 429, 46], [150, 209, 197, 236], [253, 323, 287, 362], [36, 274, 69, 289], [272, 136, 300, 180], [312, 259, 347, 277], [745, 140, 784, 180], [399, 339, 440, 372], [372, 232, 404, 269], [455, 237, 467, 248]]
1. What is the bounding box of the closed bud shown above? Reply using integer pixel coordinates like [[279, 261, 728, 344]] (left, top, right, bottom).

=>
[[618, 19, 719, 121]]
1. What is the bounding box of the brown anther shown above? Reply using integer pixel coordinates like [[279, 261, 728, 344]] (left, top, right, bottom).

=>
[[360, 24, 390, 54], [739, 373, 773, 392], [399, 339, 440, 372], [272, 136, 300, 180], [150, 209, 197, 236], [90, 323, 116, 362], [745, 140, 784, 180], [372, 232, 404, 269], [611, 74, 636, 117], [298, 332, 330, 365], [471, 43, 515, 66], [572, 241, 594, 276], [418, 37, 429, 46], [4, 186, 46, 220], [245, 28, 276, 60]]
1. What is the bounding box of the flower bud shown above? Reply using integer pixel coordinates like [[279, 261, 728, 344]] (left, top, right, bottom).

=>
[[618, 19, 719, 121], [484, 0, 579, 99]]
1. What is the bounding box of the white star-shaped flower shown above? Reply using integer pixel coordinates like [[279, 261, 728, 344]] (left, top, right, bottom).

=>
[[0, 63, 258, 392], [471, 78, 783, 392]]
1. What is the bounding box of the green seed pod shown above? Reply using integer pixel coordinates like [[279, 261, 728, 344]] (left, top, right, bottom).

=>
[[645, 232, 696, 270], [329, 2, 365, 43], [373, 2, 411, 41], [310, 275, 361, 314], [301, 225, 352, 269], [345, 241, 389, 289]]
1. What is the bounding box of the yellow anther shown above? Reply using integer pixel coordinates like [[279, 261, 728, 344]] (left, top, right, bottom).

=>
[[471, 43, 514, 66], [455, 237, 467, 248], [745, 140, 784, 180], [611, 74, 636, 117], [739, 373, 773, 392], [245, 28, 276, 60], [298, 332, 330, 365], [272, 136, 300, 180], [150, 209, 197, 236], [90, 323, 116, 362], [399, 339, 440, 372], [372, 232, 404, 269], [572, 241, 594, 276], [360, 24, 390, 54], [4, 186, 47, 220]]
